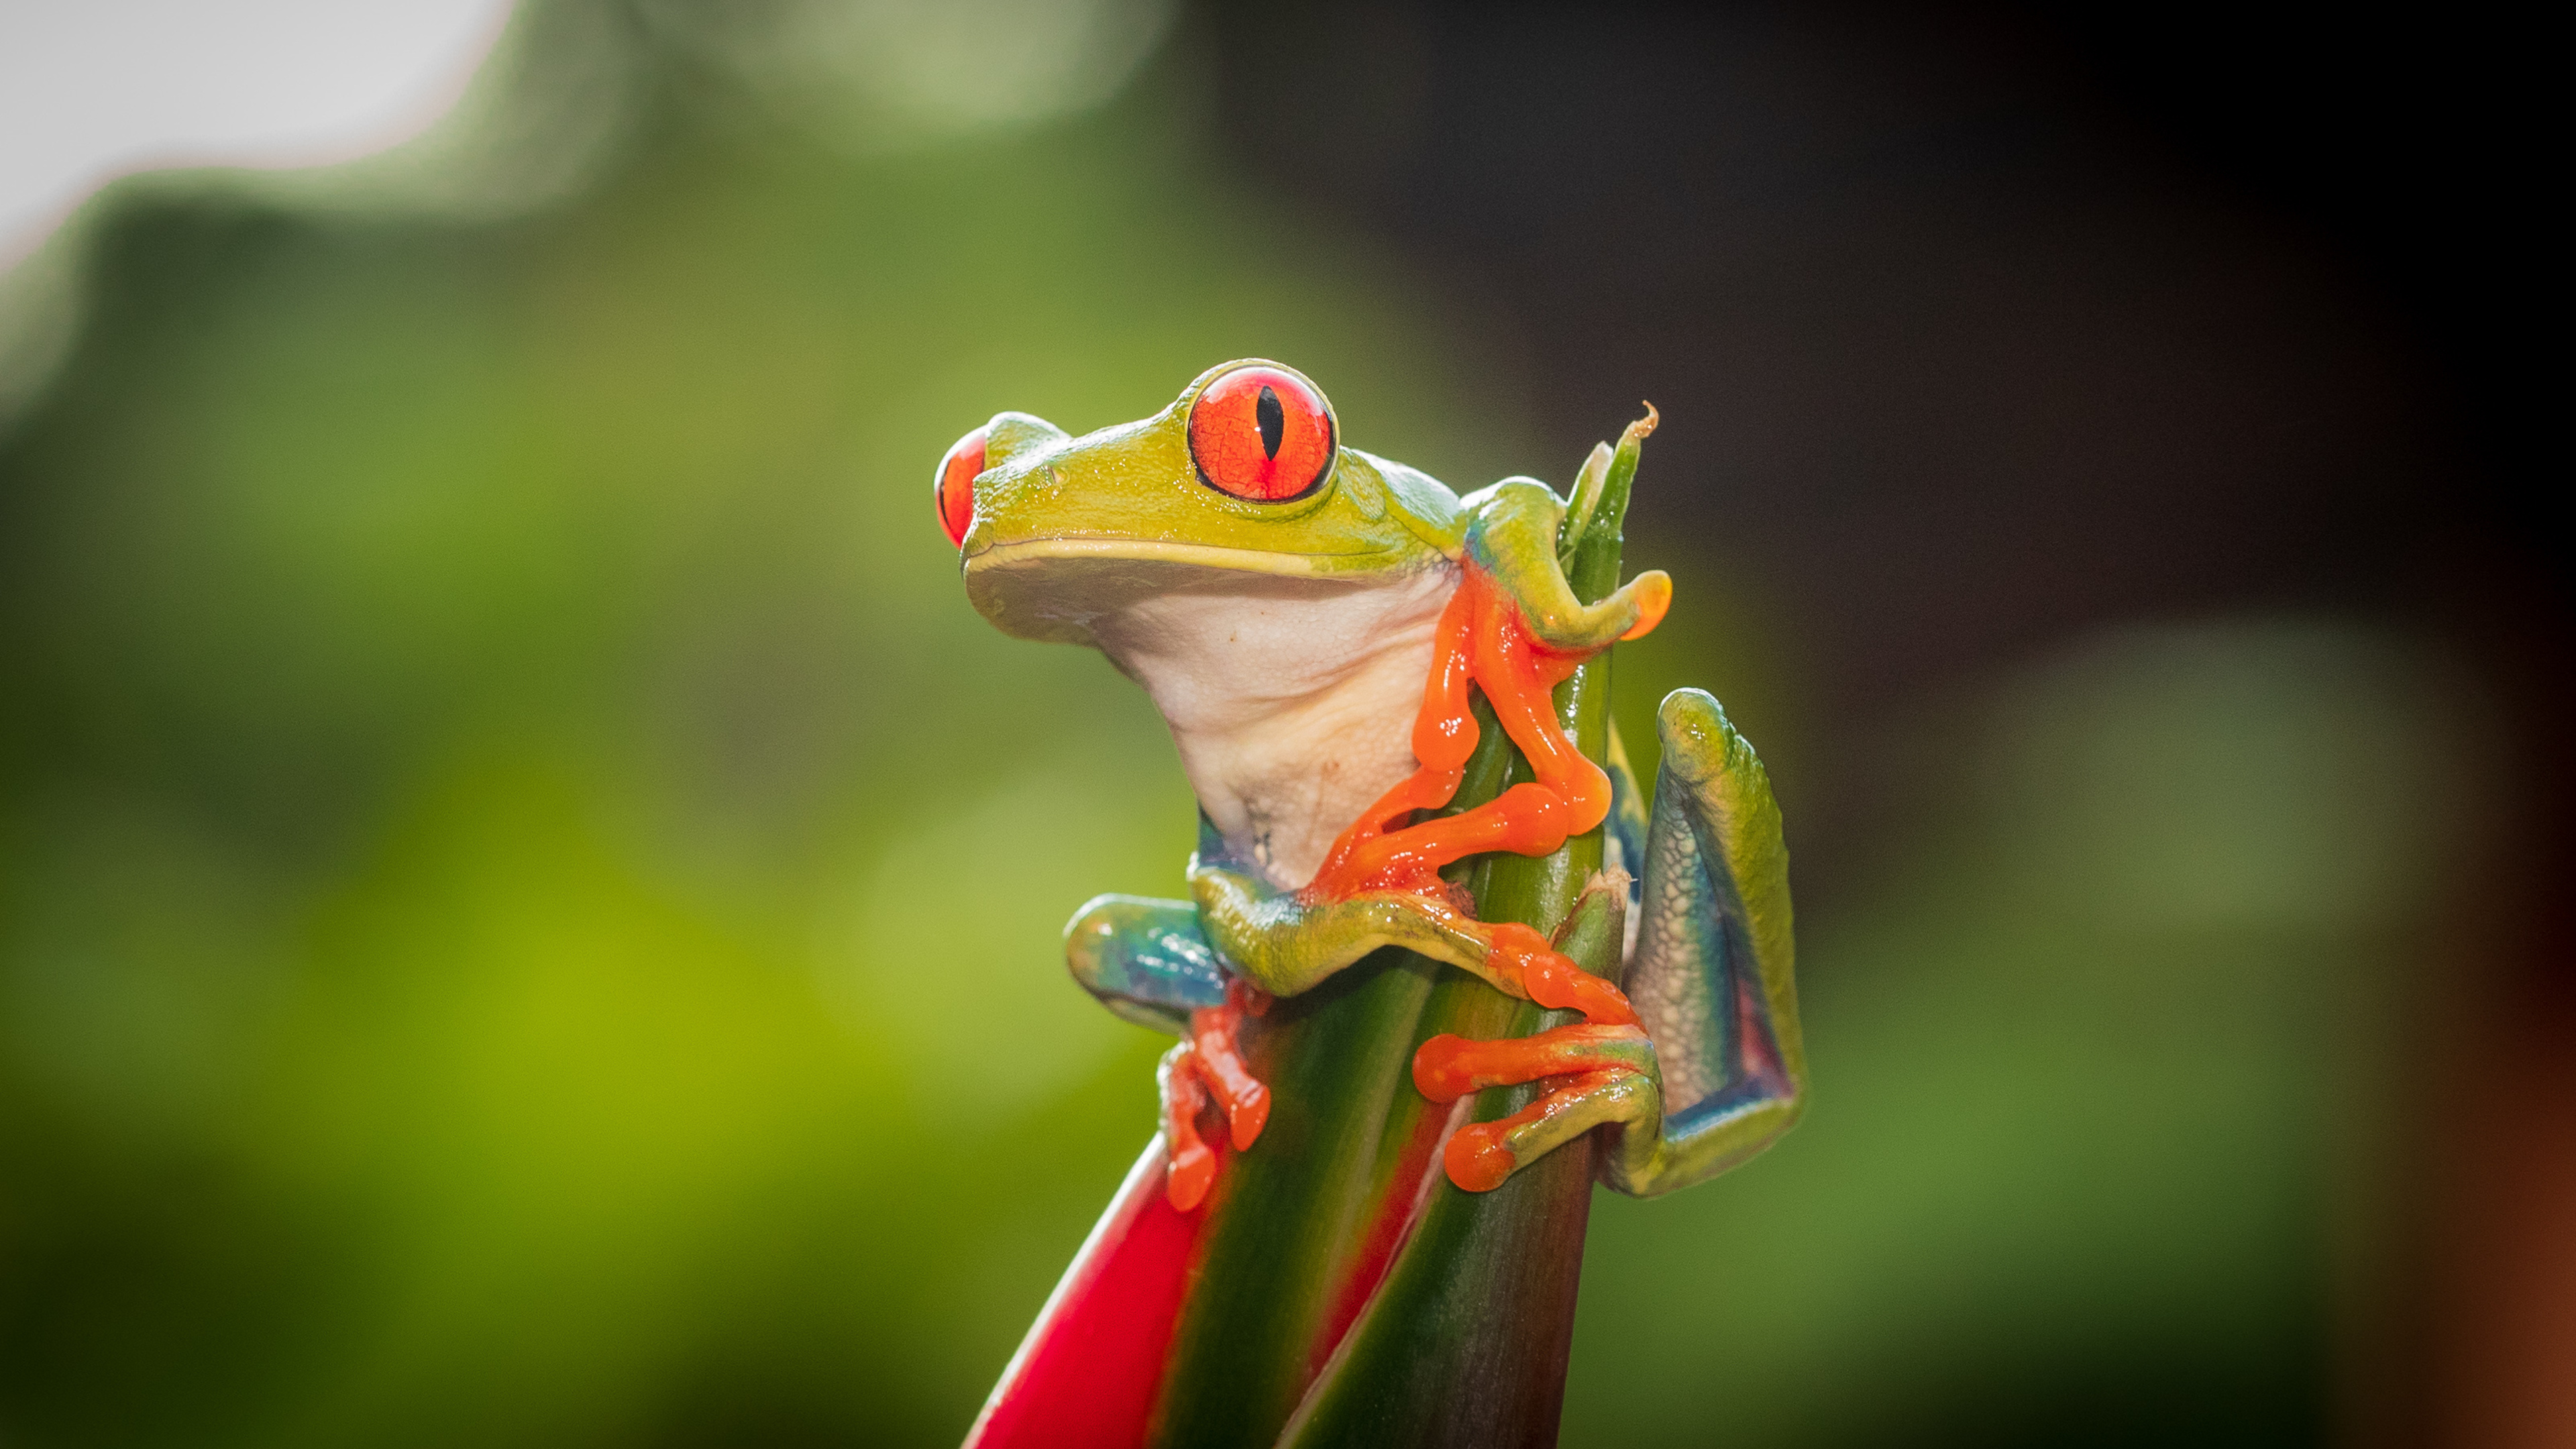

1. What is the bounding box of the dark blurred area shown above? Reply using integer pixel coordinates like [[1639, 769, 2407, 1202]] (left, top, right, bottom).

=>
[[1, 3, 2563, 1446]]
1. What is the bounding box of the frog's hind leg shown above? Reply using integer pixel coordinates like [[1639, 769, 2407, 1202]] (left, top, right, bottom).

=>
[[1607, 686, 1806, 1194], [1410, 688, 1808, 1195], [1065, 894, 1271, 1208], [1413, 1022, 1659, 1191], [1441, 1069, 1658, 1192], [1408, 880, 1656, 1190]]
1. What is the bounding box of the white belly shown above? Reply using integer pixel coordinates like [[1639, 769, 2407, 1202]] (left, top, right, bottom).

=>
[[1090, 562, 1461, 891]]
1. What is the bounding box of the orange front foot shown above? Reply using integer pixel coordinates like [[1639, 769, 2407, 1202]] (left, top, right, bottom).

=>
[[1157, 979, 1272, 1211]]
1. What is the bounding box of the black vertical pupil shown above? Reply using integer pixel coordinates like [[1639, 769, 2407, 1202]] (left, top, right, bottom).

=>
[[1255, 385, 1285, 460]]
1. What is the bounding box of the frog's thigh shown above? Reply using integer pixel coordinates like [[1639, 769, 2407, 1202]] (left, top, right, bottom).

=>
[[1189, 865, 1493, 998], [1063, 893, 1230, 1036]]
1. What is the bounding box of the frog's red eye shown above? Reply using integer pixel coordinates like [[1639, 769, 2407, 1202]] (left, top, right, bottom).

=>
[[1187, 366, 1334, 502], [935, 425, 987, 548]]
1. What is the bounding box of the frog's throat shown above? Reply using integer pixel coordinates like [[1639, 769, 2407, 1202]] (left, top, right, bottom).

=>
[[969, 541, 1462, 891], [962, 537, 1440, 649]]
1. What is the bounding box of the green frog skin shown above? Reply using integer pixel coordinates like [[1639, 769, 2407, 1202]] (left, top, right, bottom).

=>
[[938, 359, 1805, 1208]]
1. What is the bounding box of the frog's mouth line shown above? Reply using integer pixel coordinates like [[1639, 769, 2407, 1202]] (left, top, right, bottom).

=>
[[965, 536, 1403, 578], [963, 537, 1453, 647]]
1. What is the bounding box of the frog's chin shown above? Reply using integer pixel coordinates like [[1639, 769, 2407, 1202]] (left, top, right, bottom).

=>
[[963, 536, 1438, 648]]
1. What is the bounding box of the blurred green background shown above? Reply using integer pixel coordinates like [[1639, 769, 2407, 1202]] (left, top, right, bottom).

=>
[[2, 3, 2561, 1446]]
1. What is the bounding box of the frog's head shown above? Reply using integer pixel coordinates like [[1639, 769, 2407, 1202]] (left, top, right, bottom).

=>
[[935, 360, 1464, 647]]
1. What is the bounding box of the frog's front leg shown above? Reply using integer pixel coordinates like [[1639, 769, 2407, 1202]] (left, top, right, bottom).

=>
[[1459, 471, 1671, 655], [1413, 688, 1808, 1195], [1189, 465, 1670, 1034], [1063, 894, 1271, 1210]]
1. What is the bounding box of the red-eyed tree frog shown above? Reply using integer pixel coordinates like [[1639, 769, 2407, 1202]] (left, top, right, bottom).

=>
[[936, 360, 1806, 1212]]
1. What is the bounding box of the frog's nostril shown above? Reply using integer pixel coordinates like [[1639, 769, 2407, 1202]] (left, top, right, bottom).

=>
[[935, 425, 987, 549]]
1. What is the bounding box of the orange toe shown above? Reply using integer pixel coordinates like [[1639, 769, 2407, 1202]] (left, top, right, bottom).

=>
[[1189, 999, 1272, 1151], [1166, 1140, 1216, 1212], [1412, 1033, 1479, 1103], [1159, 1043, 1218, 1212], [1444, 1125, 1515, 1193], [1620, 572, 1672, 641], [1224, 1079, 1270, 1150]]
